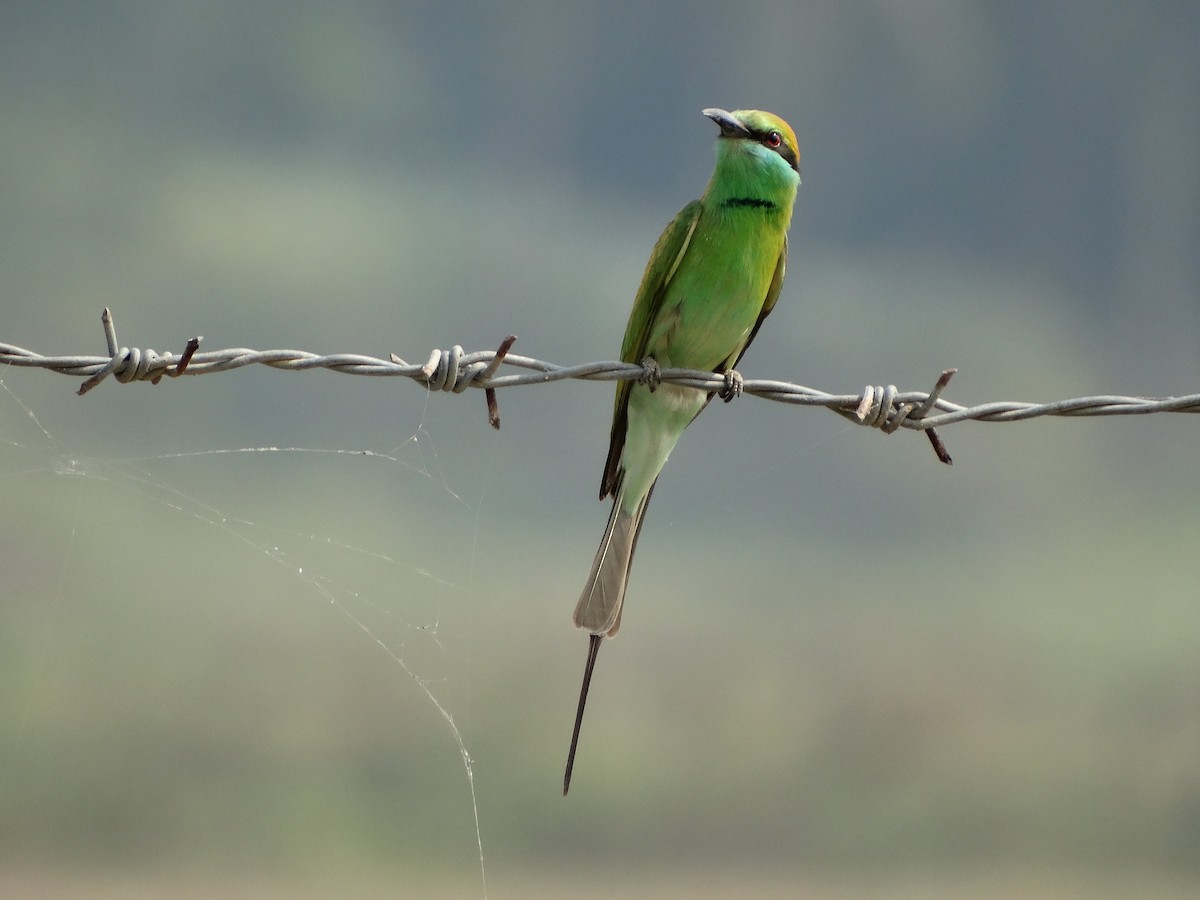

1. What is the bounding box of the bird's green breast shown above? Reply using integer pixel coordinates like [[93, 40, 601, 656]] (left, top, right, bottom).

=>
[[644, 204, 787, 371]]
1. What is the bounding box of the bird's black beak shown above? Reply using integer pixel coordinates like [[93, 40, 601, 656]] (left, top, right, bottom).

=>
[[702, 107, 750, 139]]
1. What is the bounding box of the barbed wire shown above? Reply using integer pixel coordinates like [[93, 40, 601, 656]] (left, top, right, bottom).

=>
[[3, 308, 1198, 465]]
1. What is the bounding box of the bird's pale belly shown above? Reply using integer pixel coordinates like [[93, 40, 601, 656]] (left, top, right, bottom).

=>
[[619, 382, 707, 511]]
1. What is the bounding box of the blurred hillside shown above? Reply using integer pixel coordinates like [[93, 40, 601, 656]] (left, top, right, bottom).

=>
[[2, 3, 1198, 897]]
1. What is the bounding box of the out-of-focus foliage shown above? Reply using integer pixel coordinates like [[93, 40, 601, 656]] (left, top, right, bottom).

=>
[[2, 3, 1198, 896]]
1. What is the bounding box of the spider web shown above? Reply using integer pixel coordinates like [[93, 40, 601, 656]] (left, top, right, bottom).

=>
[[0, 374, 492, 896]]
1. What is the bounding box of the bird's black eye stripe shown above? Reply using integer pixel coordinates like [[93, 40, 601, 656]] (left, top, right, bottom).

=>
[[752, 128, 799, 171]]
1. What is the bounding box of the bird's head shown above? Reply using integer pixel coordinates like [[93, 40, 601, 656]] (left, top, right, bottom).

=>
[[703, 107, 800, 183]]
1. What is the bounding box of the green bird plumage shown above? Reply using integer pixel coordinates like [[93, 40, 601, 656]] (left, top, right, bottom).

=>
[[563, 108, 801, 794]]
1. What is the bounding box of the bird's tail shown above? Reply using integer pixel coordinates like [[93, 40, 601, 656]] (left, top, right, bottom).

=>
[[572, 482, 653, 638], [564, 483, 654, 795]]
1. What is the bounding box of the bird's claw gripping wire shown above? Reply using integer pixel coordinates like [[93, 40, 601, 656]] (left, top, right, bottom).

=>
[[718, 369, 743, 402], [639, 356, 662, 392]]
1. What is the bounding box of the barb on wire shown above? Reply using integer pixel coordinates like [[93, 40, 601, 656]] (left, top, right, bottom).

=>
[[3, 308, 1199, 464]]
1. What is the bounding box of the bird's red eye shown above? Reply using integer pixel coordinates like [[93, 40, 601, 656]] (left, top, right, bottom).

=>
[[766, 131, 783, 149]]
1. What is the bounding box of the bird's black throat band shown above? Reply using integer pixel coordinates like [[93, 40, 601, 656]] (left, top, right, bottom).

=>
[[720, 197, 777, 210]]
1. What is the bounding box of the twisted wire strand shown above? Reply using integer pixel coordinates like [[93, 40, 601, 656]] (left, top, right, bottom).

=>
[[2, 310, 1197, 457]]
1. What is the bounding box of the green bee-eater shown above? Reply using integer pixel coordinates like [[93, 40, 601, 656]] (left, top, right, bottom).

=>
[[563, 108, 801, 794]]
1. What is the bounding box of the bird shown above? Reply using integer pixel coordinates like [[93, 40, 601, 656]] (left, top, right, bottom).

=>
[[563, 107, 801, 795]]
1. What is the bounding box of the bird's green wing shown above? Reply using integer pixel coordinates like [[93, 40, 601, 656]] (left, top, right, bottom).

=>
[[599, 200, 704, 499], [727, 234, 787, 372]]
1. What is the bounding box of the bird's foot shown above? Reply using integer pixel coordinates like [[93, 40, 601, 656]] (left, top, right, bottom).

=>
[[639, 356, 662, 392], [719, 369, 743, 402]]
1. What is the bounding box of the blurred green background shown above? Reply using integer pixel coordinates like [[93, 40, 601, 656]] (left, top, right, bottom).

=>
[[2, 3, 1199, 897]]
